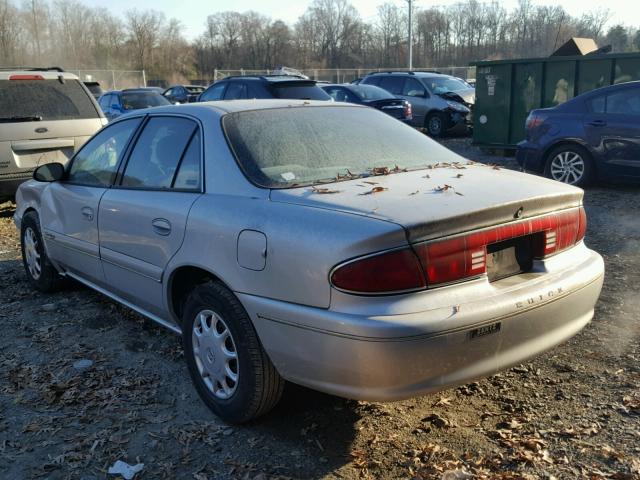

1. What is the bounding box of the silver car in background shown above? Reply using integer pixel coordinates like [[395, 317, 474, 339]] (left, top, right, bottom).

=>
[[14, 101, 604, 423]]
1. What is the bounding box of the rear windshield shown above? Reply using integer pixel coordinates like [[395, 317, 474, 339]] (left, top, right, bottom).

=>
[[223, 106, 454, 188], [186, 86, 204, 93], [270, 83, 331, 100], [351, 85, 395, 101], [121, 91, 171, 110], [85, 83, 103, 95], [0, 78, 100, 121]]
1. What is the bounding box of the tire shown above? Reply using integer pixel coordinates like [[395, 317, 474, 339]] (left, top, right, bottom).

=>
[[544, 144, 594, 187], [20, 211, 65, 292], [182, 281, 284, 423], [425, 112, 447, 137]]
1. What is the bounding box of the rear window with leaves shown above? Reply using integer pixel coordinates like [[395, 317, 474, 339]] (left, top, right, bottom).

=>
[[0, 79, 100, 121], [222, 106, 458, 188]]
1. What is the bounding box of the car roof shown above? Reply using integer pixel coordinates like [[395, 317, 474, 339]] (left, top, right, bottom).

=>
[[119, 99, 361, 118], [218, 75, 314, 84], [366, 71, 448, 79], [0, 70, 79, 80]]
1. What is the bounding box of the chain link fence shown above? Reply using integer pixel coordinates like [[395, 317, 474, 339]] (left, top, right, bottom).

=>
[[69, 69, 146, 90], [197, 66, 476, 85]]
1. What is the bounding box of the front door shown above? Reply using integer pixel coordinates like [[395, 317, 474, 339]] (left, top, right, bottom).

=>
[[40, 117, 142, 285], [98, 115, 203, 319]]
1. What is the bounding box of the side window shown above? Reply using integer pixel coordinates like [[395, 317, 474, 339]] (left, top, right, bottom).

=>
[[173, 130, 202, 190], [246, 82, 264, 98], [587, 95, 605, 114], [606, 89, 640, 115], [164, 88, 174, 97], [67, 118, 141, 187], [121, 117, 197, 189], [325, 87, 344, 101], [200, 82, 226, 101], [379, 76, 405, 95], [403, 78, 426, 97], [224, 82, 247, 100]]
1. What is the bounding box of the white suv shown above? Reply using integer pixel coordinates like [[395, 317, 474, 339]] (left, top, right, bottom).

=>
[[0, 68, 106, 202]]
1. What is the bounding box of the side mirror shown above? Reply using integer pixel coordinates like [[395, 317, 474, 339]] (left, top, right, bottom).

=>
[[34, 162, 65, 182]]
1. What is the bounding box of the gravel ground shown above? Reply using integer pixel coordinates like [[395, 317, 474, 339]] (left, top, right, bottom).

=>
[[0, 138, 639, 480]]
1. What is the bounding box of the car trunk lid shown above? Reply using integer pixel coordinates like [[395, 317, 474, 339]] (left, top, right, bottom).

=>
[[270, 165, 583, 243]]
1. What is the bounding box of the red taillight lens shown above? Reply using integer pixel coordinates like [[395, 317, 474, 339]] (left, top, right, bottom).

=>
[[9, 74, 44, 80], [331, 207, 586, 294], [404, 101, 412, 119], [525, 114, 543, 130], [330, 248, 426, 294]]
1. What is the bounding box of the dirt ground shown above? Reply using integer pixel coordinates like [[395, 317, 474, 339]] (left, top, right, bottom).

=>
[[0, 138, 639, 480]]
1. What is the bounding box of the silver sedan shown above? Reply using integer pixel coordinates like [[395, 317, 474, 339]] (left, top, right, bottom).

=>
[[14, 100, 604, 423]]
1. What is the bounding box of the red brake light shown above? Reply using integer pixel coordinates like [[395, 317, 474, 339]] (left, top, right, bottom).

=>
[[9, 75, 44, 80], [404, 101, 412, 119], [331, 207, 587, 294], [525, 113, 543, 130], [330, 248, 426, 294]]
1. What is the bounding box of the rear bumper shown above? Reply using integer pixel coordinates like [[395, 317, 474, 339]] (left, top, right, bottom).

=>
[[516, 142, 544, 172], [239, 245, 604, 401]]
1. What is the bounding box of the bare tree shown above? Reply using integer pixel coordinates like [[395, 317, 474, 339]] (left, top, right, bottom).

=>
[[125, 9, 165, 71]]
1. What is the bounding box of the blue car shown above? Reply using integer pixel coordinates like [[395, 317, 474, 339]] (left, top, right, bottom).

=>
[[516, 81, 640, 187], [98, 88, 171, 121]]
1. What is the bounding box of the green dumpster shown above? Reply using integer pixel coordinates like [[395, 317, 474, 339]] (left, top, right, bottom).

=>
[[471, 53, 640, 149]]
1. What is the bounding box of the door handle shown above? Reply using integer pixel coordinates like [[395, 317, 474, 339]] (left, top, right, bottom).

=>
[[588, 119, 607, 127], [81, 206, 94, 221], [152, 218, 172, 236]]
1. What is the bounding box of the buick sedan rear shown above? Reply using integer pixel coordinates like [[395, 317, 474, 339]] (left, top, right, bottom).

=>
[[14, 101, 604, 423]]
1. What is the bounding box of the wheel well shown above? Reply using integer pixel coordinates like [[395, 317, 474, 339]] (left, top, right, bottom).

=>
[[168, 266, 220, 322], [541, 141, 593, 173]]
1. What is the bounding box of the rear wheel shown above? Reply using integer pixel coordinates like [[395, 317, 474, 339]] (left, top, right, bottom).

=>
[[182, 281, 284, 423], [425, 112, 447, 137], [544, 145, 594, 187], [20, 211, 65, 292]]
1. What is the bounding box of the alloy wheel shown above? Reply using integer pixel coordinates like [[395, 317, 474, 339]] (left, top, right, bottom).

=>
[[428, 116, 442, 135], [550, 151, 585, 185], [23, 227, 42, 280], [192, 309, 239, 400]]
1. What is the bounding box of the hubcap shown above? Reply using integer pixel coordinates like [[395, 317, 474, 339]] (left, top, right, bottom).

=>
[[192, 309, 239, 400], [23, 227, 42, 280], [550, 151, 585, 185], [429, 117, 442, 134]]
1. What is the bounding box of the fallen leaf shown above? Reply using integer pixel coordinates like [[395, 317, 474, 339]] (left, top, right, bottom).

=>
[[360, 186, 388, 195]]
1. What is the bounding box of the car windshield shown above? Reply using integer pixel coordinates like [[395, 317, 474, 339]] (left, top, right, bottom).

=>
[[424, 76, 470, 94], [351, 85, 395, 100], [121, 91, 171, 109], [0, 79, 100, 121], [223, 106, 455, 188]]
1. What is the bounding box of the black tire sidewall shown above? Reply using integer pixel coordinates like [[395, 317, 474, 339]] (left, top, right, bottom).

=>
[[544, 145, 594, 187], [182, 283, 265, 423], [426, 112, 446, 137], [20, 212, 60, 292]]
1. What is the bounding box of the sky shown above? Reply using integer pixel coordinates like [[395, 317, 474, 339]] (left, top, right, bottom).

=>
[[84, 0, 640, 40]]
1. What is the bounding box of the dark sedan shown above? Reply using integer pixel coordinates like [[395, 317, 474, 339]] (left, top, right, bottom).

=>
[[98, 89, 171, 121], [321, 84, 412, 124], [163, 84, 205, 104], [517, 81, 640, 186]]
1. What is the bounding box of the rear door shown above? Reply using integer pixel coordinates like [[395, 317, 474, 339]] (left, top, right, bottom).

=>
[[98, 115, 203, 318], [0, 76, 105, 180], [40, 117, 142, 285]]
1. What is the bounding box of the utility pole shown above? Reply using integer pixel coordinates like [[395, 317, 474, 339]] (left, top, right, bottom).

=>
[[406, 0, 413, 70]]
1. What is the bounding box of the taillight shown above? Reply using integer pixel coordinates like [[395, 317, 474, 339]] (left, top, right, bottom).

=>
[[9, 74, 44, 80], [331, 207, 587, 294], [330, 248, 426, 294], [403, 101, 412, 120], [525, 113, 543, 130]]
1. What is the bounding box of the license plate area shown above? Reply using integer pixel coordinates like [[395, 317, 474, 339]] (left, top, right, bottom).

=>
[[486, 234, 538, 282]]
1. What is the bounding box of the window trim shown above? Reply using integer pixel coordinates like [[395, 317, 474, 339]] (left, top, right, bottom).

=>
[[112, 113, 205, 194], [63, 115, 145, 188]]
